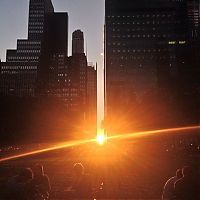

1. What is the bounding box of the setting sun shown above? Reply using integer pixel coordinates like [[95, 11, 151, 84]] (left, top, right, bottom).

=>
[[97, 129, 107, 145]]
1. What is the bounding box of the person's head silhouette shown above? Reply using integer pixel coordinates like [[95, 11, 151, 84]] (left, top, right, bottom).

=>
[[176, 169, 183, 179], [73, 163, 84, 176], [18, 168, 33, 182]]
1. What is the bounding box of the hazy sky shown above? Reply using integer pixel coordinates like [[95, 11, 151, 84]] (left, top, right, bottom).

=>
[[0, 0, 105, 124]]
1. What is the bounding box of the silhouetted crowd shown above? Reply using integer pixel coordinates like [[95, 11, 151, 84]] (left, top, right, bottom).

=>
[[1, 163, 200, 199], [2, 163, 93, 200], [4, 164, 50, 200]]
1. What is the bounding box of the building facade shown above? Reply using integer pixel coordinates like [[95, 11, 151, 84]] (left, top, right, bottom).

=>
[[105, 0, 199, 132], [105, 0, 195, 115], [0, 0, 54, 96], [87, 63, 97, 124], [37, 12, 68, 96]]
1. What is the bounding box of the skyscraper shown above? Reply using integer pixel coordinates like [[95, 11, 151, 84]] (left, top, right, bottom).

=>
[[67, 30, 87, 113], [28, 0, 54, 40], [37, 12, 68, 96], [87, 63, 97, 125], [105, 0, 197, 132], [38, 28, 89, 117], [0, 0, 54, 96], [67, 54, 87, 113], [72, 30, 84, 54], [187, 0, 200, 39]]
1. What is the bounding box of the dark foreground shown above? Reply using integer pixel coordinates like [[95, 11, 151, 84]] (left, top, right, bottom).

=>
[[0, 133, 200, 199]]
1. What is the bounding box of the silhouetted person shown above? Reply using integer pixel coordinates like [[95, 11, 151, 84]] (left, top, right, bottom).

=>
[[67, 163, 92, 199], [174, 166, 199, 200], [6, 168, 34, 200], [162, 169, 183, 200], [31, 164, 51, 199]]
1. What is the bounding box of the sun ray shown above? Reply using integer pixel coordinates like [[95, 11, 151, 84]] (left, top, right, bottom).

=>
[[0, 125, 199, 163], [0, 138, 95, 163]]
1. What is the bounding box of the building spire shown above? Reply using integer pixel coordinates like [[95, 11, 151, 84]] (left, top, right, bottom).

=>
[[72, 30, 84, 54]]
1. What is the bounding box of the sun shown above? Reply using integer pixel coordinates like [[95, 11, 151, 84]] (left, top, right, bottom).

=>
[[96, 129, 107, 145], [97, 134, 105, 145]]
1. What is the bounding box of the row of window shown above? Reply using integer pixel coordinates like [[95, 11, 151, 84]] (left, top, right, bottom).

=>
[[111, 34, 174, 38], [107, 14, 174, 18], [7, 56, 39, 60], [1, 71, 36, 74], [17, 50, 41, 53], [29, 26, 44, 30], [109, 21, 180, 25], [28, 30, 43, 33], [29, 10, 44, 14], [110, 48, 167, 53], [2, 66, 37, 70], [29, 19, 44, 23], [109, 55, 176, 60], [29, 14, 44, 18], [18, 45, 41, 50], [17, 41, 41, 45], [112, 28, 152, 31], [29, 22, 44, 25], [58, 74, 67, 77]]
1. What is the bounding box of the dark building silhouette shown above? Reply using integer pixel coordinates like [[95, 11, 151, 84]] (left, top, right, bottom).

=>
[[28, 0, 54, 40], [72, 30, 84, 54], [0, 0, 54, 96], [0, 1, 96, 119], [187, 0, 200, 40], [87, 63, 97, 131], [37, 12, 68, 96], [185, 0, 200, 94], [0, 0, 97, 141], [87, 63, 97, 122], [105, 0, 200, 132], [38, 28, 96, 120], [67, 53, 87, 113], [38, 28, 86, 113]]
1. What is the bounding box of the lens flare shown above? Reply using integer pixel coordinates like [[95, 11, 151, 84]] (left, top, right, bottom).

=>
[[97, 134, 105, 145], [0, 138, 95, 163], [97, 129, 107, 145], [107, 125, 200, 141], [0, 125, 199, 163]]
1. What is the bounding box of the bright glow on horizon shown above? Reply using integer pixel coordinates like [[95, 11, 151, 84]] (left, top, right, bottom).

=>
[[97, 129, 107, 145], [0, 125, 200, 163], [0, 138, 95, 163]]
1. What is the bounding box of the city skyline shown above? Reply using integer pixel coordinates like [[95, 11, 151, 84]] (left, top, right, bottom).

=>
[[0, 0, 104, 63], [0, 0, 105, 124]]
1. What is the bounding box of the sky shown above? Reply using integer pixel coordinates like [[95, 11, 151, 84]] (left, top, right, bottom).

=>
[[0, 0, 105, 125]]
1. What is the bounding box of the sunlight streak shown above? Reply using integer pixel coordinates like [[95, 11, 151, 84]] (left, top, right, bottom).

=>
[[0, 138, 95, 163], [0, 125, 199, 163], [107, 125, 200, 141]]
